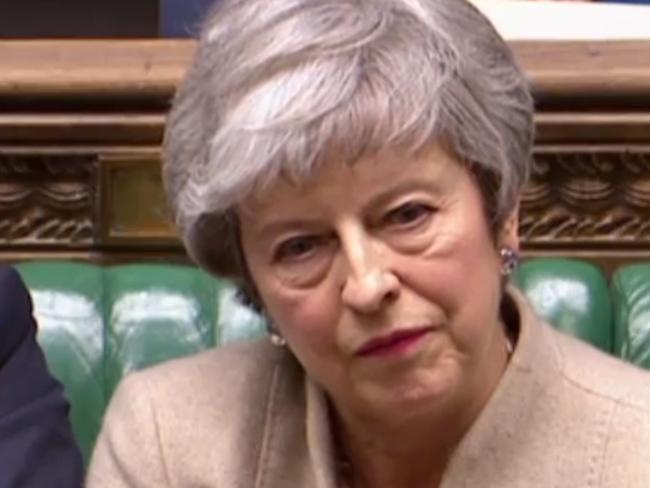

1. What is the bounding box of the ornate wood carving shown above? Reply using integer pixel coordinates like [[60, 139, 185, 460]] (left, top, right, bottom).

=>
[[521, 149, 650, 248], [0, 154, 97, 245]]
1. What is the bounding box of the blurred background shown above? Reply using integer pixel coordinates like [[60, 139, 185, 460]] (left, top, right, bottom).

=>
[[1, 0, 647, 39]]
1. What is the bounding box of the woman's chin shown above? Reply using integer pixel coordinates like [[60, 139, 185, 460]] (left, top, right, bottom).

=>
[[350, 360, 465, 420]]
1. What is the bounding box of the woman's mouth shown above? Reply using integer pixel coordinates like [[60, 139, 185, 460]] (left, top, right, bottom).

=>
[[355, 327, 432, 358]]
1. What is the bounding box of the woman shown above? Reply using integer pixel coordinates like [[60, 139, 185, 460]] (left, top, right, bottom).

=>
[[87, 0, 650, 486]]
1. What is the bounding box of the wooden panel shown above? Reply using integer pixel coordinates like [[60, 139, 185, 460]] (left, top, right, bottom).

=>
[[535, 113, 650, 144], [0, 114, 165, 145], [100, 155, 175, 244], [513, 41, 650, 104], [0, 40, 193, 100], [1, 40, 649, 106]]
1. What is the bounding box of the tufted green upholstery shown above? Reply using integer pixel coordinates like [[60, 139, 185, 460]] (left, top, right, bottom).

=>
[[16, 262, 264, 463], [103, 265, 216, 398], [513, 258, 613, 353], [611, 264, 650, 369], [13, 258, 650, 463]]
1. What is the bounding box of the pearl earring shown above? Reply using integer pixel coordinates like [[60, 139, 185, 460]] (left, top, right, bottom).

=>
[[269, 332, 287, 347]]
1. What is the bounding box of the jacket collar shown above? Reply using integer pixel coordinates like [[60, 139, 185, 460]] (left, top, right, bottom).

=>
[[439, 287, 564, 486]]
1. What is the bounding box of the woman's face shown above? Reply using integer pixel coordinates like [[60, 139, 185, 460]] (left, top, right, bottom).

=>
[[238, 144, 519, 421]]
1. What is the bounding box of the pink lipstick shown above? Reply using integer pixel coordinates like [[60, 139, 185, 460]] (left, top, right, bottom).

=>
[[356, 327, 432, 358]]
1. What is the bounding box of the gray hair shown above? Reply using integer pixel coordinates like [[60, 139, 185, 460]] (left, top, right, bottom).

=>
[[163, 0, 534, 279]]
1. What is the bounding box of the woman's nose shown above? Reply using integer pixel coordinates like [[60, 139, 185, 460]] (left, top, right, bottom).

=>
[[341, 269, 400, 314], [339, 231, 400, 313]]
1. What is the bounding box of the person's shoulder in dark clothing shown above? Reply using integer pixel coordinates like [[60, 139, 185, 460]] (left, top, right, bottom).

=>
[[0, 265, 83, 487]]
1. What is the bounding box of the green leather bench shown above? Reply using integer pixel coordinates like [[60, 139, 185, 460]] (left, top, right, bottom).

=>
[[14, 258, 650, 463]]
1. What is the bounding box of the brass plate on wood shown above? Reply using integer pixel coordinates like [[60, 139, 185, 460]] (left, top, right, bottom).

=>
[[100, 155, 178, 245]]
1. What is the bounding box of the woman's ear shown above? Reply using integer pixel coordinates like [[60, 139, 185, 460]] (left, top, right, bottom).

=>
[[500, 201, 520, 252]]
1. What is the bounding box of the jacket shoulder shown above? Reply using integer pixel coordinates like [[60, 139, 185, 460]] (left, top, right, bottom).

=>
[[140, 339, 288, 400], [118, 338, 295, 429], [535, 329, 650, 487], [554, 330, 650, 411], [88, 340, 301, 487]]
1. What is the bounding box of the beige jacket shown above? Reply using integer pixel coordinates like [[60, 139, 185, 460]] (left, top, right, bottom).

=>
[[87, 291, 650, 487]]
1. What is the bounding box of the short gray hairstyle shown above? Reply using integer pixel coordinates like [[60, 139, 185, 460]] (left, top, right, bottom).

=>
[[163, 0, 534, 279]]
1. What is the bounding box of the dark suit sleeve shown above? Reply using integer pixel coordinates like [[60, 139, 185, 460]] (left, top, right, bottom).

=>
[[0, 266, 84, 488]]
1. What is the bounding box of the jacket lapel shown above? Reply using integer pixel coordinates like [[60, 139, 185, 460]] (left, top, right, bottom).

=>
[[253, 351, 339, 488], [440, 288, 568, 487]]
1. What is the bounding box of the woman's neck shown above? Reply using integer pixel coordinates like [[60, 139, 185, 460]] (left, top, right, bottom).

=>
[[333, 416, 450, 488]]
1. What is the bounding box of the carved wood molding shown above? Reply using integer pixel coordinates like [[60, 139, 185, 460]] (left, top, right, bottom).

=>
[[521, 148, 650, 248], [0, 154, 97, 245], [0, 147, 649, 270]]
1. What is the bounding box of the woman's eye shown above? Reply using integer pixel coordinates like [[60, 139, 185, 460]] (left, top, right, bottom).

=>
[[383, 202, 434, 228], [274, 236, 324, 262]]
